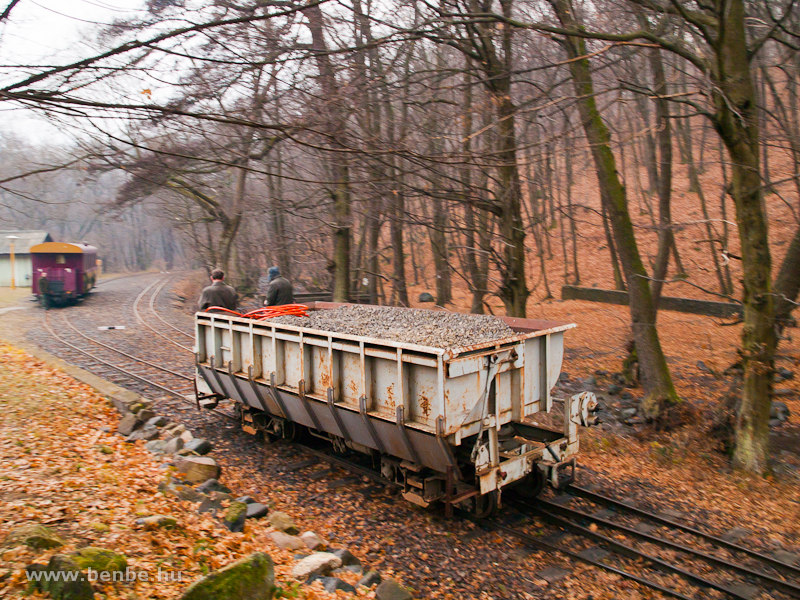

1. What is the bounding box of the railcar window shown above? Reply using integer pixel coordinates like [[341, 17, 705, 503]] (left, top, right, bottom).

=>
[[56, 255, 65, 264]]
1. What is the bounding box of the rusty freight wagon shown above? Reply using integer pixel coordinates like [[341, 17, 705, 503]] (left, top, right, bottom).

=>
[[194, 303, 596, 516]]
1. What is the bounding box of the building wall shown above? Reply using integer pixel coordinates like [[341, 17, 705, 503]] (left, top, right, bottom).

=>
[[0, 255, 33, 287]]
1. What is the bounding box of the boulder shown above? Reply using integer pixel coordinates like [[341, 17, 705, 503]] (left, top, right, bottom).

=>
[[235, 496, 257, 505], [136, 409, 156, 423], [126, 424, 160, 442], [197, 479, 231, 494], [70, 547, 127, 573], [175, 456, 221, 484], [607, 384, 623, 396], [299, 531, 325, 551], [181, 430, 194, 443], [146, 416, 168, 427], [165, 424, 187, 437], [197, 496, 226, 517], [4, 524, 64, 550], [376, 579, 413, 600], [185, 439, 213, 455], [269, 512, 298, 535], [161, 481, 204, 503], [145, 440, 167, 454], [223, 502, 248, 533], [358, 570, 382, 588], [769, 418, 784, 429], [180, 552, 275, 600], [136, 515, 177, 530], [117, 414, 140, 436], [291, 552, 342, 579], [26, 555, 95, 600], [331, 548, 360, 567], [418, 292, 435, 303], [312, 576, 356, 594], [269, 531, 305, 550], [164, 437, 184, 455], [246, 503, 269, 519], [620, 408, 637, 421]]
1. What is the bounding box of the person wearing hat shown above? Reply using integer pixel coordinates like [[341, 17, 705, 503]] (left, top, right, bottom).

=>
[[264, 266, 294, 306]]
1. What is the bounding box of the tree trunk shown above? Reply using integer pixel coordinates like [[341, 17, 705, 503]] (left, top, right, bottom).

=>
[[710, 0, 776, 474], [774, 225, 800, 337], [550, 0, 680, 418], [304, 3, 351, 302]]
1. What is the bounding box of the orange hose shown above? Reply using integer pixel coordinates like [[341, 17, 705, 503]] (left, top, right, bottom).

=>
[[206, 304, 309, 320]]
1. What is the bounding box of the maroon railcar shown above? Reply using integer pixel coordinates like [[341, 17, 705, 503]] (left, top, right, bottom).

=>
[[30, 242, 98, 306]]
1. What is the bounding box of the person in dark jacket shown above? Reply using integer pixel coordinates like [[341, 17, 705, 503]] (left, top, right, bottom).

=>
[[198, 269, 238, 311], [264, 266, 294, 306]]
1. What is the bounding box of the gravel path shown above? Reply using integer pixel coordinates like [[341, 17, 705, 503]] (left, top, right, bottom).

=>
[[271, 305, 515, 348]]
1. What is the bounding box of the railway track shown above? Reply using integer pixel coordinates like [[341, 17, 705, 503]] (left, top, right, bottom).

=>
[[33, 273, 799, 600]]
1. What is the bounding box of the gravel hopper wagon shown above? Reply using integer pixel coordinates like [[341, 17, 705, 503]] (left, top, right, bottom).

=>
[[194, 303, 597, 516]]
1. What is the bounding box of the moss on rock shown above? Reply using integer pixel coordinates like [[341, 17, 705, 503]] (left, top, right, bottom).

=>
[[180, 552, 275, 600], [27, 555, 95, 600], [70, 547, 128, 573], [4, 524, 65, 550]]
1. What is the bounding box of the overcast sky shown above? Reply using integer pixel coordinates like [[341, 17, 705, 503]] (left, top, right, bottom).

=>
[[0, 0, 147, 142]]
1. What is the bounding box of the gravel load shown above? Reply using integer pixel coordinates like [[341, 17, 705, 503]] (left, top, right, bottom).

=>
[[269, 305, 515, 348]]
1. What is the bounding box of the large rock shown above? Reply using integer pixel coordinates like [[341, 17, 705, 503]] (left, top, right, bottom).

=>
[[223, 502, 247, 533], [27, 555, 95, 600], [146, 416, 168, 427], [331, 548, 360, 567], [4, 524, 64, 550], [246, 503, 269, 519], [269, 512, 298, 535], [269, 531, 305, 551], [291, 553, 342, 579], [136, 409, 156, 423], [145, 440, 168, 454], [358, 571, 382, 588], [175, 456, 221, 484], [126, 424, 160, 442], [160, 481, 204, 503], [310, 576, 355, 594], [70, 547, 127, 573], [180, 552, 275, 600], [185, 439, 213, 456], [164, 437, 185, 455], [117, 413, 141, 436], [299, 532, 325, 550], [196, 479, 231, 494], [418, 292, 435, 303], [376, 579, 413, 600]]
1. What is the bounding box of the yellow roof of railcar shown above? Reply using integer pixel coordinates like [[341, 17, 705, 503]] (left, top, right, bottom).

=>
[[30, 242, 97, 254]]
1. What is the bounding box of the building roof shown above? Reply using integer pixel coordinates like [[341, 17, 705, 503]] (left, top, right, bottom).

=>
[[0, 230, 53, 255]]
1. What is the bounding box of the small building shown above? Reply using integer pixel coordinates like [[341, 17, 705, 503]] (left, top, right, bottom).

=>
[[0, 230, 53, 287]]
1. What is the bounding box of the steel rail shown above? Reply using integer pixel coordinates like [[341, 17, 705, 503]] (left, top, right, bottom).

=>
[[531, 498, 800, 598], [467, 512, 697, 600], [62, 315, 193, 382], [569, 484, 800, 578], [132, 278, 193, 353], [526, 504, 752, 600], [42, 312, 188, 400], [148, 276, 194, 339]]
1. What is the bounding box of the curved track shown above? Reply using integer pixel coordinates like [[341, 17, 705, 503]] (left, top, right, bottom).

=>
[[30, 273, 800, 600]]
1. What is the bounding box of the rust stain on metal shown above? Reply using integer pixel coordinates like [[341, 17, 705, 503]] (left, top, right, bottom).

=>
[[419, 394, 431, 417], [319, 354, 331, 388]]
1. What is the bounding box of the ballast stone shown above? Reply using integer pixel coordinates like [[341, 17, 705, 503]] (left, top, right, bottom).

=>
[[117, 413, 140, 436], [270, 305, 514, 348]]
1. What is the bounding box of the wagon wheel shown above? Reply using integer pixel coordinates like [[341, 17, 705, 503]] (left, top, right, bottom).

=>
[[280, 420, 301, 442], [471, 490, 499, 519], [514, 467, 546, 499]]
